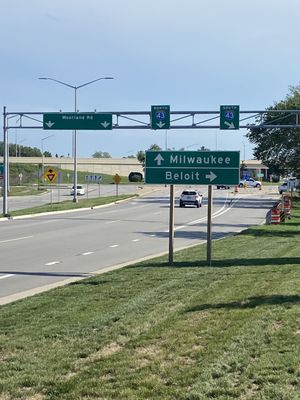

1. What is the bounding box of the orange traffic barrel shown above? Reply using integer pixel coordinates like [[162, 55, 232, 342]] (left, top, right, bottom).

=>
[[271, 207, 281, 224], [283, 196, 291, 217]]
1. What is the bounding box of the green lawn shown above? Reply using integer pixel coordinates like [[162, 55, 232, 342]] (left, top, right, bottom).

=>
[[0, 201, 300, 399]]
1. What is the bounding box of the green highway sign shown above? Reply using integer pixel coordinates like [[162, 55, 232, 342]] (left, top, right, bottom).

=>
[[145, 151, 240, 185], [0, 163, 3, 179], [220, 105, 240, 130], [43, 113, 113, 130], [151, 105, 170, 130]]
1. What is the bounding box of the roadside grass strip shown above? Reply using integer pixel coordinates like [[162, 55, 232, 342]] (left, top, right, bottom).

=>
[[4, 195, 134, 218], [0, 200, 300, 399]]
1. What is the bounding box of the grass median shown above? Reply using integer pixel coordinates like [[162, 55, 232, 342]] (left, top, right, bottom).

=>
[[3, 195, 135, 218], [0, 200, 300, 399]]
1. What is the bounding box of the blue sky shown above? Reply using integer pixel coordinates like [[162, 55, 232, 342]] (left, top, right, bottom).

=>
[[1, 0, 300, 159]]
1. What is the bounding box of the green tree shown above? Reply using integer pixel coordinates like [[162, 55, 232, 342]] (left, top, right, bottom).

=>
[[0, 142, 44, 157], [246, 85, 300, 177], [148, 144, 162, 151], [198, 145, 210, 151], [136, 144, 162, 166], [92, 151, 111, 158], [136, 150, 145, 165]]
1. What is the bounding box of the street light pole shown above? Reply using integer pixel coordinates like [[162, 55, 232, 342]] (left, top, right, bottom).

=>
[[39, 76, 114, 203], [73, 87, 78, 202]]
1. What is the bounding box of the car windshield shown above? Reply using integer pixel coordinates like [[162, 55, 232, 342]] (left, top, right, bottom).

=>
[[182, 191, 197, 195]]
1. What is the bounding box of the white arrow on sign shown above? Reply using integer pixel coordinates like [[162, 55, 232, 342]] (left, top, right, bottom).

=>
[[100, 121, 110, 128], [154, 153, 164, 166], [45, 121, 55, 128], [205, 171, 217, 182], [224, 121, 235, 129], [156, 121, 165, 128]]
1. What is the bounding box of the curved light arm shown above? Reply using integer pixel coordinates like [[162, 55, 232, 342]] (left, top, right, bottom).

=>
[[39, 76, 114, 90], [76, 76, 114, 89], [42, 134, 54, 142], [38, 77, 75, 89]]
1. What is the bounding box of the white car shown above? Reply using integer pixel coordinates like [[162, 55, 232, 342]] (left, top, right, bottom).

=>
[[239, 178, 262, 188], [179, 190, 203, 208], [70, 185, 85, 196]]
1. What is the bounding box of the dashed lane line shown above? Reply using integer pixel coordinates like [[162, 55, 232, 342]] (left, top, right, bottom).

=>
[[0, 274, 14, 280], [45, 261, 60, 266], [0, 235, 33, 244]]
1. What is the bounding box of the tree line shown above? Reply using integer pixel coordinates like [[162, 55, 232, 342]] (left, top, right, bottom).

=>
[[0, 143, 51, 157]]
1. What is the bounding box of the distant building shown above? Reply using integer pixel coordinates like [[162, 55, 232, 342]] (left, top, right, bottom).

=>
[[240, 160, 269, 181]]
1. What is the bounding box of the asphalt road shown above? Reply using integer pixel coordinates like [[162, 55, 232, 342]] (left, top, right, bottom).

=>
[[0, 186, 279, 305]]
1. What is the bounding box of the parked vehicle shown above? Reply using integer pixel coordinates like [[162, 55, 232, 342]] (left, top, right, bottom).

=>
[[179, 190, 203, 208], [278, 182, 288, 194], [70, 185, 85, 196], [239, 178, 262, 188], [128, 171, 143, 182], [216, 185, 230, 189]]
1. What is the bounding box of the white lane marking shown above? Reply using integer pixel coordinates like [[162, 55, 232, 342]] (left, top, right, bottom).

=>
[[0, 274, 14, 280], [132, 239, 140, 242], [149, 234, 157, 237], [45, 261, 60, 266], [0, 235, 33, 244], [109, 244, 119, 248], [81, 252, 94, 256], [174, 194, 241, 231], [153, 212, 161, 215], [104, 220, 119, 224]]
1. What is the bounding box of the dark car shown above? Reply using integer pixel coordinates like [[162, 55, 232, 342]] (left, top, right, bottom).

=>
[[128, 172, 143, 182], [216, 185, 230, 189]]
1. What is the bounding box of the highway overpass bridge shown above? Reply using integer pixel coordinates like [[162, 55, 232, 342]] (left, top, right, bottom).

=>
[[0, 156, 143, 176]]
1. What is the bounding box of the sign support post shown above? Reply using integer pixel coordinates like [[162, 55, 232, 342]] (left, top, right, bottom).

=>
[[169, 185, 175, 265], [2, 106, 8, 216], [207, 185, 213, 266]]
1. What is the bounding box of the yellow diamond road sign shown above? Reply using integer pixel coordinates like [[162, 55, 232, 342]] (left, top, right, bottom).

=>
[[113, 173, 121, 184], [44, 167, 58, 183]]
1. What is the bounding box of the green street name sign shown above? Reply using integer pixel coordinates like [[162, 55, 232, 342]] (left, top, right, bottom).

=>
[[220, 105, 240, 130], [43, 113, 113, 130], [0, 163, 3, 178], [151, 105, 170, 130], [145, 151, 240, 185]]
